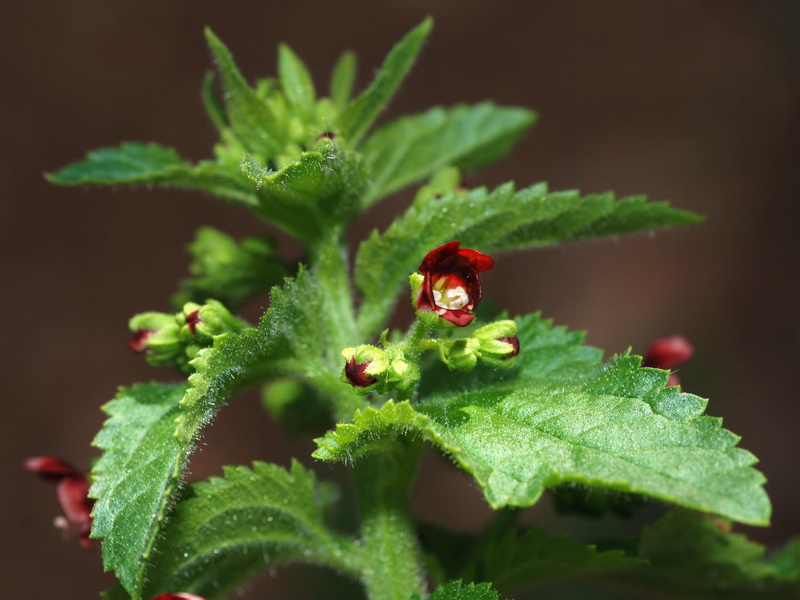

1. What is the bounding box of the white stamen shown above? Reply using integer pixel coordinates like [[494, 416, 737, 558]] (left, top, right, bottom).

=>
[[432, 281, 471, 312]]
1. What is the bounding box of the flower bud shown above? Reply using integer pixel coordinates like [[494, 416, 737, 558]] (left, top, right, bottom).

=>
[[340, 345, 387, 394], [473, 320, 520, 367], [442, 338, 481, 372]]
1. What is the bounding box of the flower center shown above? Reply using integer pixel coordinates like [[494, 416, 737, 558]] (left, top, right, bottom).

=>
[[432, 278, 471, 311]]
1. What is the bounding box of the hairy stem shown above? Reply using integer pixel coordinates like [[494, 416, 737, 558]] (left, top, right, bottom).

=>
[[355, 438, 426, 600]]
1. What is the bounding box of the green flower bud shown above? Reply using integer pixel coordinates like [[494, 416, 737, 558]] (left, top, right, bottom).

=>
[[442, 337, 481, 372], [473, 320, 520, 367]]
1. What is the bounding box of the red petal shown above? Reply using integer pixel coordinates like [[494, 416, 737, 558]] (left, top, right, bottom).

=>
[[24, 456, 82, 480], [456, 248, 493, 272], [643, 335, 694, 369], [419, 241, 461, 273], [56, 476, 93, 527], [151, 594, 208, 600], [440, 309, 476, 327]]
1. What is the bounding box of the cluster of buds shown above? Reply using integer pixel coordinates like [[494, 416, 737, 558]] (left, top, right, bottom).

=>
[[439, 320, 520, 372], [341, 343, 420, 395], [128, 300, 247, 374], [24, 456, 94, 549]]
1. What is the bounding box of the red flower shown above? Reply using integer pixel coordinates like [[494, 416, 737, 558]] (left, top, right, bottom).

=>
[[25, 456, 95, 549], [643, 335, 694, 387], [417, 241, 493, 326]]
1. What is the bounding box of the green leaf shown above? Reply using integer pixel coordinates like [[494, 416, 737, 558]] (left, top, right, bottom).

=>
[[315, 313, 770, 526], [141, 461, 360, 600], [89, 382, 190, 597], [330, 51, 357, 110], [172, 226, 290, 310], [473, 528, 641, 592], [411, 580, 499, 600], [204, 28, 286, 159], [202, 70, 229, 131], [242, 140, 368, 244], [355, 182, 701, 336], [174, 266, 356, 450], [625, 509, 800, 598], [338, 18, 433, 145], [361, 103, 536, 205], [46, 142, 259, 209], [278, 43, 316, 119]]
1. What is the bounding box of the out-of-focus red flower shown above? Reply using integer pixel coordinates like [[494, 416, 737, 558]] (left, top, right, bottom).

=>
[[25, 456, 95, 549], [416, 241, 493, 326], [151, 594, 208, 600], [184, 309, 201, 334], [643, 335, 694, 387]]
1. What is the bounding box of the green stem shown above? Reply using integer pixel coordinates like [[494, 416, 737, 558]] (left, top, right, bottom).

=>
[[310, 229, 359, 352], [355, 438, 426, 600]]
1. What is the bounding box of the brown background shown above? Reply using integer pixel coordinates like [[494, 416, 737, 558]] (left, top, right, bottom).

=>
[[3, 1, 798, 598]]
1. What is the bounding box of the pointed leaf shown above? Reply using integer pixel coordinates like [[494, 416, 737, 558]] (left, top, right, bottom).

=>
[[142, 461, 360, 600], [89, 382, 190, 597], [338, 18, 433, 145], [278, 43, 316, 119], [172, 226, 290, 310], [202, 71, 229, 131], [330, 51, 357, 110], [315, 313, 770, 526], [361, 103, 536, 205], [46, 143, 259, 209], [355, 182, 701, 335], [204, 28, 285, 158]]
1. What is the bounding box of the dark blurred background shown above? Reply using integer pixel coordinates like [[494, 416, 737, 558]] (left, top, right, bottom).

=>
[[3, 1, 798, 598]]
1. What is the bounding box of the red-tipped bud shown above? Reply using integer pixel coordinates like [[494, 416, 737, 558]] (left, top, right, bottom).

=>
[[151, 594, 208, 600], [344, 355, 378, 388], [185, 310, 201, 334], [128, 329, 154, 353], [496, 335, 520, 359], [416, 241, 493, 327]]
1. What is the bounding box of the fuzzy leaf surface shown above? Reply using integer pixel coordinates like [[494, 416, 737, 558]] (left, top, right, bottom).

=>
[[242, 141, 368, 243], [624, 509, 800, 598], [355, 182, 701, 335], [46, 142, 258, 208], [172, 226, 289, 310], [315, 313, 770, 525], [361, 103, 535, 205], [338, 18, 432, 145], [411, 581, 498, 600], [142, 461, 359, 600], [89, 382, 189, 597]]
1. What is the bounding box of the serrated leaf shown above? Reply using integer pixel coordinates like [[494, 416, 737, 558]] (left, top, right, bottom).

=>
[[89, 382, 190, 597], [338, 18, 432, 145], [411, 580, 499, 600], [174, 266, 344, 450], [242, 141, 369, 243], [172, 226, 290, 310], [361, 103, 536, 205], [315, 313, 770, 526], [623, 509, 800, 598], [330, 51, 356, 110], [141, 460, 360, 600], [278, 43, 316, 119], [46, 143, 259, 209], [204, 28, 286, 158], [355, 182, 701, 335]]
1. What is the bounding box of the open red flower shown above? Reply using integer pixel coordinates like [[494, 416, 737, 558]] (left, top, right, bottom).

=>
[[25, 456, 95, 549], [416, 241, 493, 326]]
